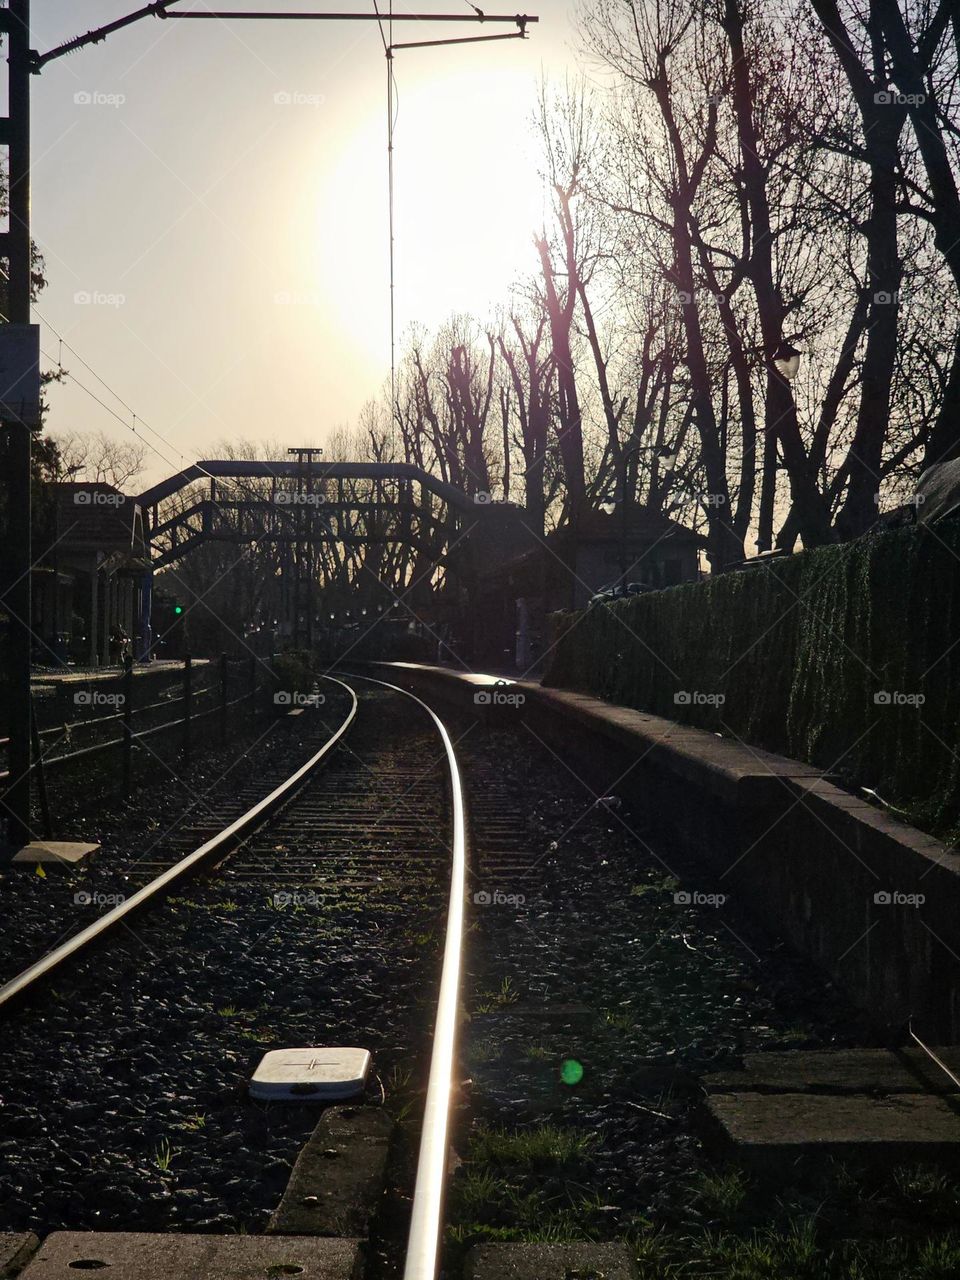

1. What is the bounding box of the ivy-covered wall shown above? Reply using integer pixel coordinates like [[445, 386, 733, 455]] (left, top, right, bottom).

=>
[[544, 523, 960, 841]]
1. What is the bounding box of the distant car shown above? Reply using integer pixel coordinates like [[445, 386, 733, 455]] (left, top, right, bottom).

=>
[[588, 582, 652, 607], [732, 549, 789, 572]]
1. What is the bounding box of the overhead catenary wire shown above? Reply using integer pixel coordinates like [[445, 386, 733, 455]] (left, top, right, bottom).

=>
[[387, 21, 397, 420], [36, 330, 265, 502], [0, 261, 211, 483], [37, 317, 190, 472], [10, 281, 296, 509], [39, 345, 185, 479]]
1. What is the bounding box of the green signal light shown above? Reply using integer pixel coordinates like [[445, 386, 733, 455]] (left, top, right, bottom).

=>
[[173, 605, 184, 616], [560, 1058, 584, 1086]]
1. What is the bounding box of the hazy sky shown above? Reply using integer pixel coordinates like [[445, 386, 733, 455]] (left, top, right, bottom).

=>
[[32, 1, 578, 488]]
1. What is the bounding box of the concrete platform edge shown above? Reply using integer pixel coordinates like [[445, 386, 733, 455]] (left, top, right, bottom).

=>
[[365, 662, 960, 1039]]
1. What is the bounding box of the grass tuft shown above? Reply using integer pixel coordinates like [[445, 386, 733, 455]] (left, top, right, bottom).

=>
[[469, 1123, 595, 1168]]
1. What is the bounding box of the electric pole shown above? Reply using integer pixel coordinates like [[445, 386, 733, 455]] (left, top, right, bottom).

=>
[[1, 0, 35, 850], [288, 446, 323, 650]]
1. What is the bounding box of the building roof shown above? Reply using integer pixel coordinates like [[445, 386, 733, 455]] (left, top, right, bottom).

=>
[[53, 483, 146, 554], [474, 505, 704, 592], [562, 506, 707, 545]]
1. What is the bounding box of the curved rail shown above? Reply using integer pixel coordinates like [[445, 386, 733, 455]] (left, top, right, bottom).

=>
[[0, 677, 358, 1014], [349, 675, 468, 1280]]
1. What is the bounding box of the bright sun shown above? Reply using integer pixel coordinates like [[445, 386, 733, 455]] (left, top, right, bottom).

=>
[[314, 61, 546, 367]]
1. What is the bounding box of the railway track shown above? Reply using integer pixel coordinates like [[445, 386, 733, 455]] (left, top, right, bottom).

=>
[[0, 675, 467, 1280]]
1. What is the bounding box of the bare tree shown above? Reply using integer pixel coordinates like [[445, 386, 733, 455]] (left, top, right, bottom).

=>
[[55, 429, 147, 490]]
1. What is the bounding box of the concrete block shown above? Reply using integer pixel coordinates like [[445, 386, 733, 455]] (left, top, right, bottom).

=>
[[0, 1234, 38, 1277], [268, 1105, 393, 1237], [703, 1047, 960, 1096], [707, 1091, 960, 1167], [12, 842, 99, 867], [465, 1242, 638, 1279], [18, 1234, 362, 1280]]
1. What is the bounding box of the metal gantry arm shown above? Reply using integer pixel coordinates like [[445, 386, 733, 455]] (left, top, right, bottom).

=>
[[31, 2, 186, 72], [32, 5, 537, 71], [161, 10, 534, 24]]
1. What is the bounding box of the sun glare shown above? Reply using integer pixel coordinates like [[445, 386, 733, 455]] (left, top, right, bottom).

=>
[[314, 62, 546, 367]]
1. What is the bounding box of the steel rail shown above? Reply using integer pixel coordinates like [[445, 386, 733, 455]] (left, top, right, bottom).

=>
[[0, 677, 357, 1014], [348, 674, 467, 1280], [908, 1020, 960, 1091], [0, 684, 215, 748]]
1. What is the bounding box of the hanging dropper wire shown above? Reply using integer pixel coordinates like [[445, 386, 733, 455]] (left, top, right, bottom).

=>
[[373, 2, 532, 425], [373, 1, 398, 422], [387, 39, 396, 421]]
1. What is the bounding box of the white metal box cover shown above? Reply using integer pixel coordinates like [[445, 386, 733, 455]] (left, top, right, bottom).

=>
[[250, 1047, 371, 1101]]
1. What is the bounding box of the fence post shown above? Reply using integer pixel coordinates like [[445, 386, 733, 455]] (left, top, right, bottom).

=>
[[122, 664, 133, 797], [219, 652, 228, 744], [30, 701, 52, 840], [183, 653, 192, 760]]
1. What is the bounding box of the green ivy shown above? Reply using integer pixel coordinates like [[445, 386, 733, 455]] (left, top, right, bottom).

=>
[[544, 525, 960, 843]]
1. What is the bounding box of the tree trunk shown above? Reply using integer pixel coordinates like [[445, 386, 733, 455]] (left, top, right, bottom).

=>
[[875, 0, 960, 462], [722, 0, 833, 549], [536, 228, 586, 513]]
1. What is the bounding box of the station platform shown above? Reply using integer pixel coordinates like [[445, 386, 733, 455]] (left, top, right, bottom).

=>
[[31, 659, 208, 686]]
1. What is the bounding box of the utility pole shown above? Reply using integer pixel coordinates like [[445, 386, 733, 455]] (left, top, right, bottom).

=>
[[1, 0, 36, 850], [288, 446, 323, 651]]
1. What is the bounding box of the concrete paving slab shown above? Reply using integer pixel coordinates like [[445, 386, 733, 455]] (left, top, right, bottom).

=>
[[0, 1234, 38, 1277], [268, 1105, 393, 1237], [465, 1242, 638, 1279], [704, 1047, 960, 1095], [19, 1234, 362, 1280], [11, 842, 99, 867], [707, 1091, 960, 1166]]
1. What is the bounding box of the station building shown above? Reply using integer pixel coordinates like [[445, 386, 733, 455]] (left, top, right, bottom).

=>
[[31, 483, 152, 668], [468, 505, 705, 669]]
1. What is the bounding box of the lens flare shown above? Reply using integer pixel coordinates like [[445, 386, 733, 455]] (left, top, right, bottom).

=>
[[560, 1058, 584, 1086]]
